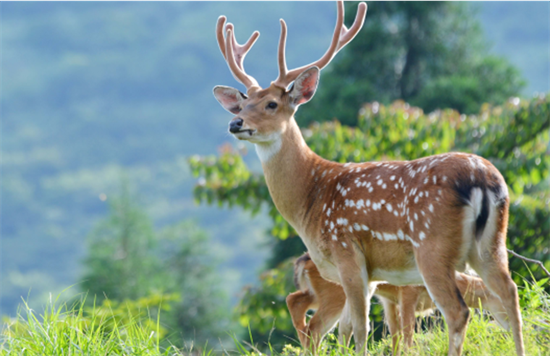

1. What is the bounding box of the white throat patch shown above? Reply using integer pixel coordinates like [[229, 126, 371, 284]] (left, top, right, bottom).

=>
[[255, 137, 282, 163]]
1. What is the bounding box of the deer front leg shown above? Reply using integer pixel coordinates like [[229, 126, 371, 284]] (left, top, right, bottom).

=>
[[286, 290, 316, 349], [335, 247, 370, 355]]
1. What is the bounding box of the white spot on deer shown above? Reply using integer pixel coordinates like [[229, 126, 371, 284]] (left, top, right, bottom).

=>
[[421, 210, 425, 216], [383, 233, 397, 241], [414, 196, 419, 204], [357, 199, 365, 208], [349, 226, 353, 232], [361, 224, 369, 231], [323, 203, 327, 211], [422, 165, 427, 173], [410, 220, 414, 232], [443, 176, 447, 182], [332, 201, 335, 208], [419, 231, 426, 240], [394, 210, 398, 216], [327, 208, 332, 217], [342, 190, 347, 197], [330, 221, 334, 230], [424, 177, 429, 184], [397, 230, 404, 240], [438, 189, 442, 195], [332, 234, 338, 241], [433, 175, 437, 184], [354, 223, 361, 231], [386, 204, 393, 212], [342, 242, 348, 248], [377, 179, 383, 185], [382, 183, 387, 189], [425, 191, 429, 197], [366, 199, 371, 207], [414, 213, 418, 220], [429, 204, 434, 212], [406, 234, 420, 247], [419, 192, 424, 198], [395, 183, 399, 189], [368, 187, 374, 193], [337, 183, 342, 190], [390, 175, 396, 181], [425, 222, 430, 229], [381, 199, 386, 204]]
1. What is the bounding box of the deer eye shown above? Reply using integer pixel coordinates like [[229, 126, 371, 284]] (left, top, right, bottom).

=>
[[266, 102, 278, 110]]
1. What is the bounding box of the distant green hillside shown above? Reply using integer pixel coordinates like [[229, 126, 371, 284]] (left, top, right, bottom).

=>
[[1, 1, 548, 316]]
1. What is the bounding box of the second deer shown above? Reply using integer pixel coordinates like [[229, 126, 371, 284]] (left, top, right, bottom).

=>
[[287, 252, 510, 355]]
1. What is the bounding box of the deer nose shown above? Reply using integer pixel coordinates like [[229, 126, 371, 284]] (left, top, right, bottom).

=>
[[229, 118, 244, 133]]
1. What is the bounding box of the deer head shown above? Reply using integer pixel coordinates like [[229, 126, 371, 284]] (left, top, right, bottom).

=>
[[213, 1, 367, 145]]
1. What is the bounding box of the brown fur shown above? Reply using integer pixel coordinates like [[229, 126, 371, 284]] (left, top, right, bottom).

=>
[[287, 253, 509, 355]]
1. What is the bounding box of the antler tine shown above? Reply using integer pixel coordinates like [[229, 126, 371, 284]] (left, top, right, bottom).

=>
[[216, 16, 228, 60], [216, 16, 260, 91], [273, 1, 367, 89]]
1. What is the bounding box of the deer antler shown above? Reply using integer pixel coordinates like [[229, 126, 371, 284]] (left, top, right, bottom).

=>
[[216, 16, 260, 92], [273, 1, 367, 89]]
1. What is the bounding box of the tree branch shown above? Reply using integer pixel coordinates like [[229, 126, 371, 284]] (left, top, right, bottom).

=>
[[507, 249, 550, 279]]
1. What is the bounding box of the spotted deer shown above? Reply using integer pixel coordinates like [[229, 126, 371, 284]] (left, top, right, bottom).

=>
[[212, 2, 524, 355], [287, 252, 510, 355]]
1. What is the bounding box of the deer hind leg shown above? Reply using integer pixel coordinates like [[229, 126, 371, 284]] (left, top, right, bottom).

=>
[[399, 286, 422, 351], [415, 249, 470, 356], [468, 197, 524, 356]]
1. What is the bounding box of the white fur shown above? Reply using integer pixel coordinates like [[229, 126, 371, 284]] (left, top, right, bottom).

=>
[[255, 136, 282, 162], [457, 187, 483, 270], [371, 268, 423, 286]]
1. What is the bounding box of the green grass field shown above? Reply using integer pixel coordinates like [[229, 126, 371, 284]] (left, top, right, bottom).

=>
[[1, 279, 549, 356]]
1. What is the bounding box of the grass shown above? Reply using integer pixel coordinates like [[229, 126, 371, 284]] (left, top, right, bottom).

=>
[[1, 279, 549, 355]]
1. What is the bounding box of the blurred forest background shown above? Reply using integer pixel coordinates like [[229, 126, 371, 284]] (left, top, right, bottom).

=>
[[2, 1, 549, 350]]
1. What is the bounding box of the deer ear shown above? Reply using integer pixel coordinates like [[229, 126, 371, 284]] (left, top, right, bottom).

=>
[[213, 86, 247, 114], [288, 67, 320, 107]]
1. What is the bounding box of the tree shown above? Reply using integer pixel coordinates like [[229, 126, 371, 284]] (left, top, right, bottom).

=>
[[80, 184, 232, 347], [298, 2, 525, 127]]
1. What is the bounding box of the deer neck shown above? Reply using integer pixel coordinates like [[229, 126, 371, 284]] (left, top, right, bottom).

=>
[[255, 118, 321, 230]]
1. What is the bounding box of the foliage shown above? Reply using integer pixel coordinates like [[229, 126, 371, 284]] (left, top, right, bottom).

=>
[[234, 259, 296, 349], [190, 95, 550, 346], [299, 2, 525, 127], [80, 186, 232, 347]]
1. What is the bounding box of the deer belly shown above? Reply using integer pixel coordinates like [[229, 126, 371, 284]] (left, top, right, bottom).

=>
[[371, 268, 424, 286]]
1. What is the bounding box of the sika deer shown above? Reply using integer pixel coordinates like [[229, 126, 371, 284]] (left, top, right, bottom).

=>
[[213, 2, 524, 355]]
